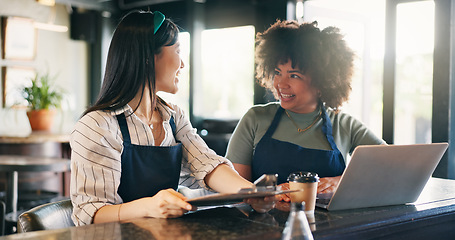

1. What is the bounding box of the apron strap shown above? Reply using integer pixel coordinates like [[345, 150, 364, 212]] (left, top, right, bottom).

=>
[[320, 105, 339, 152], [169, 116, 179, 141], [116, 114, 131, 144], [263, 107, 285, 138]]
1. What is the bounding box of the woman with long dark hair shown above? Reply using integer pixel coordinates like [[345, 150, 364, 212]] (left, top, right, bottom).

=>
[[70, 10, 274, 226]]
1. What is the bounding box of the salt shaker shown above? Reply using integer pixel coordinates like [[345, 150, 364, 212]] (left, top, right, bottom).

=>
[[281, 201, 314, 240]]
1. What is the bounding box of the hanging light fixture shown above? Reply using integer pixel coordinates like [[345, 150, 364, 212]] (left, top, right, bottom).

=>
[[34, 22, 68, 32], [36, 0, 55, 6], [34, 4, 69, 32]]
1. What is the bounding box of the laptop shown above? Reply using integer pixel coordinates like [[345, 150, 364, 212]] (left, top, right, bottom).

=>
[[316, 143, 448, 211]]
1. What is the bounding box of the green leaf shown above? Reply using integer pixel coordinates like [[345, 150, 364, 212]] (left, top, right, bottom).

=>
[[22, 72, 63, 110]]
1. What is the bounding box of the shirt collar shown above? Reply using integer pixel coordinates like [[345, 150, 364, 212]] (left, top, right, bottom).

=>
[[110, 99, 176, 122]]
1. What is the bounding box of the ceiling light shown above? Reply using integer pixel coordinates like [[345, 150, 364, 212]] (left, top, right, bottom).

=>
[[34, 22, 68, 32], [36, 0, 55, 6], [33, 5, 68, 32]]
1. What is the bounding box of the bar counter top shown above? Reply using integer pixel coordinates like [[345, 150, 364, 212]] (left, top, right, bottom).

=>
[[0, 131, 69, 144], [2, 177, 455, 240]]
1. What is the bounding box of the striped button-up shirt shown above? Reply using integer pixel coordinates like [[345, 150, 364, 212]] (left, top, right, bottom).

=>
[[70, 101, 233, 226]]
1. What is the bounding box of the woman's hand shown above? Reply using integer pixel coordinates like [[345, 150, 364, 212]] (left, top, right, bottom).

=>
[[137, 189, 195, 218], [317, 176, 341, 194], [274, 177, 342, 202], [244, 195, 279, 213], [276, 183, 291, 202], [94, 189, 195, 224]]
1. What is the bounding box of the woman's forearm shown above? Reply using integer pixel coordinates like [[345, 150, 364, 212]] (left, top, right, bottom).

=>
[[233, 163, 252, 181], [204, 164, 253, 193], [93, 200, 149, 224], [93, 189, 193, 223]]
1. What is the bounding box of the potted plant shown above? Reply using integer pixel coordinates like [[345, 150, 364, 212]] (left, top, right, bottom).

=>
[[22, 72, 63, 131]]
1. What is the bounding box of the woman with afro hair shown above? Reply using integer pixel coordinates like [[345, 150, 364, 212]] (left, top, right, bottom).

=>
[[226, 20, 385, 199]]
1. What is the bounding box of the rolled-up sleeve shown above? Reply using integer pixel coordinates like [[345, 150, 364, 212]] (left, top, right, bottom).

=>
[[70, 111, 123, 226], [173, 106, 234, 189]]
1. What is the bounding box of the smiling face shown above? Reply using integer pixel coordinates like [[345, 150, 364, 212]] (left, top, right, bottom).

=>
[[154, 41, 184, 94], [273, 60, 320, 114]]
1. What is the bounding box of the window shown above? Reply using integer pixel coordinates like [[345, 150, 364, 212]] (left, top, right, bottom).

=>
[[193, 25, 255, 120], [394, 1, 434, 144], [159, 27, 255, 121]]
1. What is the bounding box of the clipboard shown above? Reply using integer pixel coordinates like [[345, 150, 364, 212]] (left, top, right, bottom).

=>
[[187, 189, 299, 207]]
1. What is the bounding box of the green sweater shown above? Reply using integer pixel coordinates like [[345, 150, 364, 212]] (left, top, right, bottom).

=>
[[226, 102, 386, 165]]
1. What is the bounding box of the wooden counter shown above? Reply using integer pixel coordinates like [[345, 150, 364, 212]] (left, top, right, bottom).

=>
[[0, 131, 70, 159], [0, 131, 71, 213], [0, 131, 70, 144]]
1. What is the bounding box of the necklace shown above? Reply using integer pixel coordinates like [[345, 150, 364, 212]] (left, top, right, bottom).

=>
[[134, 107, 164, 144], [135, 107, 160, 127], [285, 109, 322, 133]]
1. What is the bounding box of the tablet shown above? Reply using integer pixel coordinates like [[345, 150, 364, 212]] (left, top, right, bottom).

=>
[[187, 189, 298, 207]]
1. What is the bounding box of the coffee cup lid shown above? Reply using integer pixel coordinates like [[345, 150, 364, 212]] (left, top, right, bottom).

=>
[[287, 171, 320, 183]]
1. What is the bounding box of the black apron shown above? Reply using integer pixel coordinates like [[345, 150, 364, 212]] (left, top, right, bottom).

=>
[[116, 113, 182, 202], [252, 106, 345, 184]]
